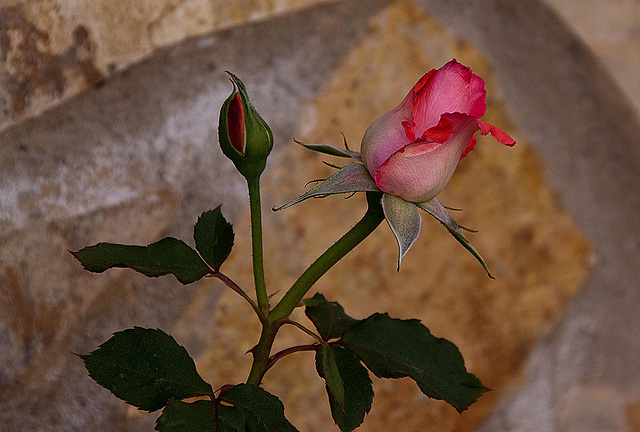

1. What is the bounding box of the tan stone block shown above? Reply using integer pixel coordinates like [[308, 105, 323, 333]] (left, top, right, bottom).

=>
[[0, 3, 105, 126], [626, 400, 640, 432], [0, 0, 342, 131], [194, 1, 593, 430]]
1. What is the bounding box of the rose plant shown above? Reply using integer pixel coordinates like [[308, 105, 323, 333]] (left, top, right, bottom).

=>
[[74, 61, 514, 431]]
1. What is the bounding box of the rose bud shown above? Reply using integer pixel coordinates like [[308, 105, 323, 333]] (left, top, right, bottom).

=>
[[219, 72, 274, 179], [275, 60, 515, 273], [360, 59, 515, 204]]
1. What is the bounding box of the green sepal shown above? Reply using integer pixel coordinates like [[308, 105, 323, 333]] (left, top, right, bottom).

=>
[[342, 313, 488, 413], [194, 206, 234, 271], [381, 193, 422, 270], [294, 139, 361, 161], [274, 163, 379, 211], [417, 198, 492, 277], [79, 327, 213, 412], [72, 237, 210, 284]]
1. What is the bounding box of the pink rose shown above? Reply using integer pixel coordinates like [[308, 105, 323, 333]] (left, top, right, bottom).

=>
[[277, 60, 515, 273], [361, 59, 515, 203]]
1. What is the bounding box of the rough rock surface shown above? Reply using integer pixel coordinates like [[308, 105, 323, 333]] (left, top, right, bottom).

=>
[[0, 0, 338, 131], [199, 2, 591, 430], [414, 1, 640, 431], [0, 1, 389, 430], [1, 0, 639, 431]]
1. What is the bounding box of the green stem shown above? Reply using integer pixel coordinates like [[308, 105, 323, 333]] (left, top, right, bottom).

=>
[[247, 175, 268, 311], [244, 192, 384, 385], [246, 320, 283, 385], [269, 192, 384, 321]]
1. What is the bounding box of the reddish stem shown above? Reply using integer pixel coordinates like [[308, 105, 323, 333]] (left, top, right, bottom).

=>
[[265, 344, 318, 372]]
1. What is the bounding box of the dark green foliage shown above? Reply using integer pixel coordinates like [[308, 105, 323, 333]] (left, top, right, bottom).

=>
[[304, 293, 359, 340], [319, 344, 346, 410], [80, 328, 213, 411], [194, 206, 234, 271], [316, 346, 373, 432], [155, 400, 216, 432], [215, 405, 247, 432], [155, 401, 245, 432], [72, 237, 210, 284], [341, 313, 488, 412], [220, 384, 298, 432]]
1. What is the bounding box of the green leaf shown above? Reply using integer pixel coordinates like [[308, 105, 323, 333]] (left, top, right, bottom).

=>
[[382, 193, 422, 270], [316, 346, 373, 432], [304, 293, 359, 340], [216, 405, 247, 432], [417, 198, 492, 278], [194, 206, 234, 271], [155, 400, 246, 432], [80, 327, 213, 411], [155, 400, 216, 432], [221, 384, 298, 432], [273, 163, 379, 211], [72, 237, 210, 284], [319, 344, 346, 410], [342, 313, 487, 412]]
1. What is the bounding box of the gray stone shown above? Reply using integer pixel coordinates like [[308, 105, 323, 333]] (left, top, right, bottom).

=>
[[0, 1, 389, 430], [2, 0, 639, 430], [412, 1, 640, 430]]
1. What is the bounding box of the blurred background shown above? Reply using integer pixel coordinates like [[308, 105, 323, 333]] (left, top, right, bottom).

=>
[[1, 0, 639, 430]]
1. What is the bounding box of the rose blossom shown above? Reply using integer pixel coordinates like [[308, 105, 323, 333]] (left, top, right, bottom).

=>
[[277, 59, 515, 273], [360, 59, 515, 204]]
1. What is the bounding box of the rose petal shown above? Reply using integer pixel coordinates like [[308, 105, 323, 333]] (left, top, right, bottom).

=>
[[412, 68, 437, 94], [361, 91, 415, 177], [420, 115, 454, 143], [227, 93, 246, 154], [375, 113, 480, 203], [478, 120, 516, 146], [460, 136, 477, 159], [411, 59, 487, 138], [402, 120, 416, 142]]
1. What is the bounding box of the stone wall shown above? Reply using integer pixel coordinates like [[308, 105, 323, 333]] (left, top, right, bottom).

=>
[[1, 1, 639, 431], [0, 0, 339, 131]]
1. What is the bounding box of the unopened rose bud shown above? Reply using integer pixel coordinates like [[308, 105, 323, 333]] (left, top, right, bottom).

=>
[[219, 72, 274, 179], [360, 59, 515, 204]]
